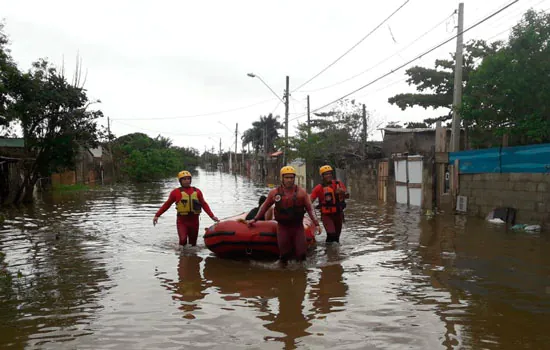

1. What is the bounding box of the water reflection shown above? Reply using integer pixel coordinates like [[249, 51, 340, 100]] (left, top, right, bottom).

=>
[[203, 257, 313, 349], [309, 247, 348, 316], [1, 169, 550, 349], [0, 202, 113, 349], [262, 269, 311, 349], [157, 254, 207, 315]]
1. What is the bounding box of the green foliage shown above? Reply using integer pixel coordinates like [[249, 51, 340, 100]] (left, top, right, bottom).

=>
[[385, 121, 403, 128], [241, 113, 282, 153], [52, 184, 90, 192], [405, 122, 429, 129], [113, 133, 199, 182], [462, 10, 550, 145], [1, 24, 22, 134], [8, 59, 103, 174], [388, 40, 502, 125], [0, 24, 104, 202], [289, 99, 374, 165]]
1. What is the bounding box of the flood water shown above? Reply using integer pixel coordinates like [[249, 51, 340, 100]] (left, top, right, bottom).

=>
[[1, 169, 549, 349]]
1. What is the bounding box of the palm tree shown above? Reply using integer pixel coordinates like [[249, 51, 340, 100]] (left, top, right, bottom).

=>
[[241, 114, 283, 154]]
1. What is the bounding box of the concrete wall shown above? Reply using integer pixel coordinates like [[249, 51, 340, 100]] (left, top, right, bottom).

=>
[[342, 156, 434, 209], [343, 159, 397, 203], [459, 173, 550, 228], [382, 131, 436, 156]]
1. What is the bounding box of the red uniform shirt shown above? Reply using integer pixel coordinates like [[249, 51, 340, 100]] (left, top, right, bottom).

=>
[[310, 180, 347, 203], [155, 187, 215, 218], [255, 185, 318, 225]]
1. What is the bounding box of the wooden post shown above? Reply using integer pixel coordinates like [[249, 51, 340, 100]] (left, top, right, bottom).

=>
[[405, 154, 410, 206], [502, 133, 509, 147]]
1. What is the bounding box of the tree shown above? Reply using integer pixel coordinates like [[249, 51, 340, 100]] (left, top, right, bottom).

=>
[[462, 10, 550, 146], [241, 113, 282, 154], [388, 40, 502, 126], [405, 122, 429, 129], [0, 23, 20, 134], [112, 133, 199, 182], [385, 121, 403, 128], [5, 58, 104, 203], [289, 99, 379, 166]]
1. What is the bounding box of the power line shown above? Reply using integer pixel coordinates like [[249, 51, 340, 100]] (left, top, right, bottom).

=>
[[485, 0, 549, 42], [292, 0, 411, 93], [290, 0, 520, 122], [299, 10, 456, 93], [112, 98, 275, 121], [112, 119, 225, 137], [464, 0, 545, 42], [269, 100, 282, 116]]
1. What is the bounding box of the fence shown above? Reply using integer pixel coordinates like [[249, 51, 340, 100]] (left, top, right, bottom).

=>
[[449, 143, 550, 174]]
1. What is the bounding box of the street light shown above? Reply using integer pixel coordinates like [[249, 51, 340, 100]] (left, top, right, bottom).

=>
[[247, 73, 285, 104], [247, 72, 290, 165], [218, 121, 233, 133]]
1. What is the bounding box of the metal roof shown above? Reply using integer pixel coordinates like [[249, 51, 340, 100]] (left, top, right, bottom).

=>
[[0, 138, 25, 148], [381, 128, 435, 133]]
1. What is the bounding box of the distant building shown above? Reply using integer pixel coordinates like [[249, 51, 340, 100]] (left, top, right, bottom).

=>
[[289, 158, 307, 188]]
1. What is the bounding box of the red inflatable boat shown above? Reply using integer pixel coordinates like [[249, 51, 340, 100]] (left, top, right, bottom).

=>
[[204, 213, 316, 259]]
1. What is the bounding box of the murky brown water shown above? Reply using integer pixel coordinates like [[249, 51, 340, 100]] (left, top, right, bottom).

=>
[[1, 169, 549, 349]]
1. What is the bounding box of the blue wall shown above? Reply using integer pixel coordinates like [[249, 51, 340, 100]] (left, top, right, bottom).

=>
[[449, 143, 550, 174]]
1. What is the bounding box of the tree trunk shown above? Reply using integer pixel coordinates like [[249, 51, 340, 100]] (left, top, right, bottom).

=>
[[22, 180, 36, 203], [13, 164, 38, 204]]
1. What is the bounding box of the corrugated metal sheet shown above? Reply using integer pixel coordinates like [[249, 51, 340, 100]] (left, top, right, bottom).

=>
[[0, 138, 24, 148], [382, 127, 434, 133], [450, 143, 550, 174]]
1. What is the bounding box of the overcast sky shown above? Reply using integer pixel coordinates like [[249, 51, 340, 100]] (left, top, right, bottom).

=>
[[1, 0, 548, 152]]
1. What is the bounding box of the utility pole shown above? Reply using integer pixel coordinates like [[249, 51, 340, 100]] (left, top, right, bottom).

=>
[[450, 2, 464, 152], [362, 104, 367, 157], [307, 95, 311, 137], [306, 95, 312, 191], [235, 123, 238, 173], [263, 124, 267, 180], [283, 75, 289, 165], [228, 146, 232, 172], [107, 117, 115, 183], [212, 146, 215, 167]]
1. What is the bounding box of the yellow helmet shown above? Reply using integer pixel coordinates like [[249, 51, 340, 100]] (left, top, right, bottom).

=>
[[319, 165, 333, 176], [280, 166, 297, 177], [177, 170, 192, 180]]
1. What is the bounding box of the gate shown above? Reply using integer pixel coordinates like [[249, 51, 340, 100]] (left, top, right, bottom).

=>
[[394, 155, 423, 206], [377, 160, 388, 202]]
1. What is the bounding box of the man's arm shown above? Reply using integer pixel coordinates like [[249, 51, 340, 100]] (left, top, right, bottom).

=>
[[336, 181, 349, 198], [154, 190, 177, 225], [303, 189, 319, 226], [155, 190, 176, 217], [197, 190, 218, 221], [310, 184, 321, 203], [252, 191, 275, 221]]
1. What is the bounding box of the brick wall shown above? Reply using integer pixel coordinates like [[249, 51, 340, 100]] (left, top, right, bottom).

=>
[[459, 173, 550, 228], [51, 171, 76, 186]]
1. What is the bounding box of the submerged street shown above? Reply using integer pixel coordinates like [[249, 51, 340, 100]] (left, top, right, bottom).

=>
[[1, 169, 549, 349]]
